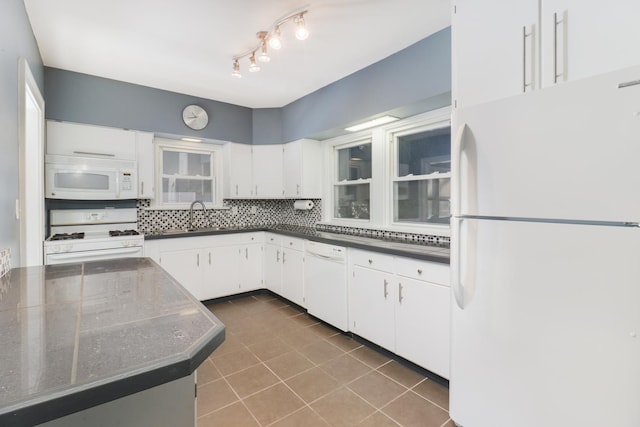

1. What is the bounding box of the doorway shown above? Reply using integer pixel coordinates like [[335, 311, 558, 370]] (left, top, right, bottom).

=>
[[18, 58, 45, 267]]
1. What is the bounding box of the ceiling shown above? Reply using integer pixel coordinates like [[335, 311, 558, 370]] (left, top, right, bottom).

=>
[[23, 0, 450, 109]]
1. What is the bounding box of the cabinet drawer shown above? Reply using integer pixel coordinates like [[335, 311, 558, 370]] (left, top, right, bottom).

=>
[[349, 249, 395, 272], [283, 237, 304, 251], [395, 257, 449, 286]]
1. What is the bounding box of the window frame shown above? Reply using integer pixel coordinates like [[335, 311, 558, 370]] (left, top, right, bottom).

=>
[[321, 107, 451, 235], [388, 116, 452, 230], [150, 138, 224, 210], [330, 135, 374, 224]]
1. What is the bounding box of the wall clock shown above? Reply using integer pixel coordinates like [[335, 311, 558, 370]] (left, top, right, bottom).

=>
[[182, 105, 209, 130]]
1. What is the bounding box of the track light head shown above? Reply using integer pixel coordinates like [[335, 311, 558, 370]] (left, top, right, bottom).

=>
[[268, 26, 282, 50], [231, 59, 242, 78], [248, 53, 260, 72], [295, 14, 309, 40]]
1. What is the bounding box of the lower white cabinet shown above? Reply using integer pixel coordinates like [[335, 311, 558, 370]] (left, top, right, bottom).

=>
[[349, 265, 395, 349], [264, 234, 305, 307], [145, 233, 263, 301], [281, 242, 305, 307], [348, 248, 451, 379], [263, 234, 283, 294]]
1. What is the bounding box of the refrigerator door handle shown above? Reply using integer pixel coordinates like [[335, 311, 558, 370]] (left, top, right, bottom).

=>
[[451, 216, 465, 309], [452, 123, 467, 217]]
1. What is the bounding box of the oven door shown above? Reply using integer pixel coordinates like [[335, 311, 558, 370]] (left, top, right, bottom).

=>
[[44, 247, 143, 265]]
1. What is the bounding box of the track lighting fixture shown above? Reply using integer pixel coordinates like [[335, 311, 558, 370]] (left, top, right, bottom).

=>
[[231, 7, 309, 78]]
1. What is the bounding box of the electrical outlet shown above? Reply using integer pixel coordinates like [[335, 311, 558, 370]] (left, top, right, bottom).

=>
[[250, 206, 257, 214], [231, 206, 238, 215]]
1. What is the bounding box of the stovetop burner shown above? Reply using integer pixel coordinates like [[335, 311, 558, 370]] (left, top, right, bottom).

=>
[[50, 232, 85, 241], [109, 229, 140, 237]]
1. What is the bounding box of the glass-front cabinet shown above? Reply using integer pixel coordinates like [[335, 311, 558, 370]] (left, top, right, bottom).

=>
[[392, 125, 451, 225], [334, 141, 372, 220]]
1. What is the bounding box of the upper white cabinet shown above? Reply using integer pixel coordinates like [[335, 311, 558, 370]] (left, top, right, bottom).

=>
[[252, 145, 284, 198], [136, 131, 155, 199], [539, 1, 640, 88], [283, 139, 323, 198], [224, 143, 253, 198], [224, 141, 324, 199], [46, 120, 136, 160], [453, 0, 640, 109], [452, 0, 538, 109]]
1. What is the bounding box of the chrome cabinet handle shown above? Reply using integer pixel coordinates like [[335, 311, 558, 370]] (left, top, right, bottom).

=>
[[283, 251, 286, 264], [72, 150, 115, 157], [141, 181, 144, 195], [235, 184, 238, 195], [255, 185, 258, 196], [197, 253, 200, 267], [383, 279, 389, 299], [522, 26, 534, 92], [276, 250, 280, 262], [245, 248, 248, 259], [209, 252, 211, 265], [296, 184, 300, 195], [398, 283, 403, 303]]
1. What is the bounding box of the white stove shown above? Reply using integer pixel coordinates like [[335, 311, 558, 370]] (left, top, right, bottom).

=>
[[44, 208, 144, 265]]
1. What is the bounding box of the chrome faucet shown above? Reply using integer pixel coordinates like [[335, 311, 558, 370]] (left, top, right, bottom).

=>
[[189, 200, 206, 230]]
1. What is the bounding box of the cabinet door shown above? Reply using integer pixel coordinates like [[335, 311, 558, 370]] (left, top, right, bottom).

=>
[[224, 143, 253, 198], [395, 278, 450, 379], [136, 131, 155, 199], [46, 120, 137, 159], [252, 145, 283, 198], [158, 248, 203, 300], [282, 248, 304, 307], [283, 139, 323, 198], [349, 266, 395, 350], [264, 243, 283, 295], [283, 141, 302, 198], [540, 0, 640, 88], [203, 246, 240, 299], [453, 0, 539, 109], [239, 244, 263, 291]]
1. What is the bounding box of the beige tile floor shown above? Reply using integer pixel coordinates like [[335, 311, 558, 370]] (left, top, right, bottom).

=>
[[198, 293, 453, 427]]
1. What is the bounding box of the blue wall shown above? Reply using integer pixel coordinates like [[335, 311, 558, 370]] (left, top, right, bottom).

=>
[[45, 69, 254, 144], [0, 0, 44, 266], [44, 27, 451, 145], [282, 27, 451, 142]]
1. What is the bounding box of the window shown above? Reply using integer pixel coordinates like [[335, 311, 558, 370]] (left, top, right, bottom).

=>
[[153, 138, 223, 208], [333, 140, 372, 220], [392, 125, 451, 225], [323, 108, 451, 232]]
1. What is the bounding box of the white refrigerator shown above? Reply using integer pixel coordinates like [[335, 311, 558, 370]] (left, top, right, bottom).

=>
[[450, 65, 640, 427]]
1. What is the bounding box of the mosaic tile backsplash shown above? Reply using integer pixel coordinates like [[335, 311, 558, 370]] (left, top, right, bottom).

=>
[[137, 199, 322, 234], [137, 199, 449, 247]]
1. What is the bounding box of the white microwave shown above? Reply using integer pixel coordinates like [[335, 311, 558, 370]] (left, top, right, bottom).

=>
[[45, 155, 138, 200]]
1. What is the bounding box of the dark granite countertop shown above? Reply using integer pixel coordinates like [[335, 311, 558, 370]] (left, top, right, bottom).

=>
[[0, 258, 225, 426], [144, 225, 450, 264]]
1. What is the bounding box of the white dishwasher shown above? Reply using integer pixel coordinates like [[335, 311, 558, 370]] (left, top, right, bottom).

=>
[[304, 241, 348, 331]]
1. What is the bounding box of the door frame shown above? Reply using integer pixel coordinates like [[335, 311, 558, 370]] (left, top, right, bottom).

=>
[[18, 57, 45, 267]]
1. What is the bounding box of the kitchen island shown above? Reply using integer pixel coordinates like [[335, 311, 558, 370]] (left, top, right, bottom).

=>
[[0, 258, 225, 426]]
